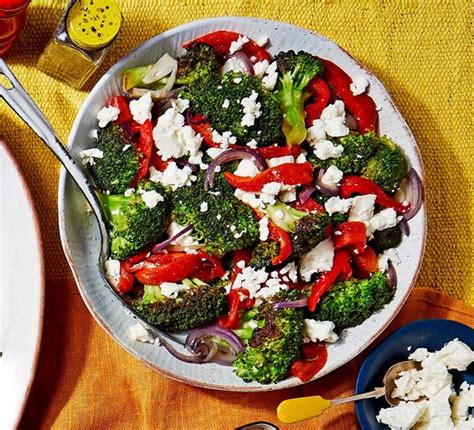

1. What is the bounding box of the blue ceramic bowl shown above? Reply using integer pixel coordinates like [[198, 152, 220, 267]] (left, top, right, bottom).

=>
[[355, 319, 474, 429]]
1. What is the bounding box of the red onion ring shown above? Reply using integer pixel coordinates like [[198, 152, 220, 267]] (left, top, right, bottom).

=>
[[274, 297, 308, 309], [226, 51, 255, 75], [387, 262, 397, 290], [399, 218, 410, 237], [152, 225, 193, 253], [403, 168, 424, 221], [315, 168, 339, 196], [185, 325, 244, 356], [298, 184, 317, 204], [120, 122, 134, 139], [160, 337, 217, 364], [204, 148, 268, 191]]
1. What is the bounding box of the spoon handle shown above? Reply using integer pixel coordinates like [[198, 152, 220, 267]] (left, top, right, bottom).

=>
[[0, 59, 108, 242], [331, 386, 385, 406]]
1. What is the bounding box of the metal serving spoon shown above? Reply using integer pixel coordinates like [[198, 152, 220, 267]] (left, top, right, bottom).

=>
[[0, 59, 183, 346], [277, 360, 422, 424]]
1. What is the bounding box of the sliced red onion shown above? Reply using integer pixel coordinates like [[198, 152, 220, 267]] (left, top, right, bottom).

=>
[[315, 168, 338, 196], [176, 157, 198, 173], [152, 225, 193, 253], [399, 218, 410, 237], [345, 113, 358, 130], [403, 168, 424, 221], [222, 51, 255, 75], [204, 148, 268, 191], [387, 262, 397, 290], [160, 337, 217, 363], [186, 109, 208, 125], [120, 122, 133, 139], [298, 184, 317, 204], [274, 297, 308, 309], [185, 325, 244, 356]]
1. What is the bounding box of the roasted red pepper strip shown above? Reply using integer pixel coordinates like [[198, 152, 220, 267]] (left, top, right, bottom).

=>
[[110, 95, 133, 125], [132, 119, 154, 184], [116, 261, 134, 294], [218, 288, 254, 329], [256, 146, 301, 159], [224, 162, 314, 192], [268, 222, 292, 265], [150, 150, 168, 172], [308, 249, 350, 312], [290, 342, 328, 382], [189, 120, 220, 148], [333, 221, 367, 252], [352, 245, 378, 278], [190, 252, 225, 283], [183, 30, 271, 62], [292, 198, 324, 213], [339, 176, 410, 214], [304, 77, 331, 126], [134, 252, 223, 285], [320, 59, 378, 133]]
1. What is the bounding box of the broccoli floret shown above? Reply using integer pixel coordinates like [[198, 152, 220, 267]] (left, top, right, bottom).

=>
[[233, 295, 304, 384], [129, 279, 228, 332], [249, 240, 280, 270], [275, 50, 323, 146], [370, 225, 402, 253], [98, 181, 171, 260], [172, 171, 259, 256], [290, 212, 330, 259], [175, 43, 219, 85], [331, 212, 349, 224], [266, 200, 307, 233], [308, 132, 380, 174], [310, 271, 394, 330], [182, 71, 283, 146], [89, 123, 140, 194], [361, 136, 408, 194]]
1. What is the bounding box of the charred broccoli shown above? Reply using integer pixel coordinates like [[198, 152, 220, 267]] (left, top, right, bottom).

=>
[[361, 136, 408, 194], [129, 279, 228, 332], [275, 50, 323, 146], [89, 123, 140, 194], [249, 240, 280, 270], [233, 293, 304, 384], [182, 71, 283, 146], [172, 171, 259, 256], [98, 181, 171, 260], [310, 271, 393, 330], [370, 225, 402, 253]]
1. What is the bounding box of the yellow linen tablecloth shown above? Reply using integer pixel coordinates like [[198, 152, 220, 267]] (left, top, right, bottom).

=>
[[0, 0, 472, 428]]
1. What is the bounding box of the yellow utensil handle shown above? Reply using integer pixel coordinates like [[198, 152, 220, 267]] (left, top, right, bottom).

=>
[[277, 396, 332, 424]]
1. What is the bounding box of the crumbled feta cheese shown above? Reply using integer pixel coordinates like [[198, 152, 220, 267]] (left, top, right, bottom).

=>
[[255, 283, 288, 300], [370, 208, 398, 234], [141, 190, 164, 208], [234, 159, 260, 177], [350, 77, 369, 96], [233, 77, 242, 84], [124, 188, 135, 197], [307, 119, 327, 143], [261, 181, 281, 195], [321, 165, 344, 188], [221, 56, 250, 74], [153, 106, 202, 160], [255, 35, 269, 47], [452, 382, 474, 424], [122, 144, 131, 152], [152, 162, 195, 190], [229, 35, 249, 54], [324, 196, 352, 216], [295, 152, 307, 164], [79, 148, 103, 166], [199, 202, 209, 213], [160, 282, 190, 299], [222, 98, 230, 108], [207, 147, 225, 159], [232, 265, 269, 298], [104, 259, 120, 287], [280, 262, 298, 283], [171, 97, 190, 113], [253, 59, 270, 77], [348, 194, 377, 227], [303, 319, 339, 343], [130, 92, 153, 124], [299, 238, 334, 281], [211, 129, 237, 149], [259, 216, 269, 241], [262, 61, 278, 90], [377, 401, 428, 430], [267, 155, 294, 167], [313, 140, 344, 160], [96, 106, 119, 128], [319, 100, 350, 137], [246, 139, 258, 148], [128, 322, 156, 344], [234, 188, 265, 210], [241, 90, 262, 127], [378, 248, 401, 271]]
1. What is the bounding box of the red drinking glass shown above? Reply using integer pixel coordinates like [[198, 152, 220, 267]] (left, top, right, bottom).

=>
[[0, 0, 31, 57]]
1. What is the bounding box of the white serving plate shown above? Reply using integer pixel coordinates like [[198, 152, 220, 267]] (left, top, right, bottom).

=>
[[0, 141, 44, 427], [58, 17, 426, 391]]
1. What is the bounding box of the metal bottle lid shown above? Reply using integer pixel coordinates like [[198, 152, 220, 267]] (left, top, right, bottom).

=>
[[66, 0, 122, 50]]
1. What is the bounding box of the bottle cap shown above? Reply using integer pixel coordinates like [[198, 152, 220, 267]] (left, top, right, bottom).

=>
[[66, 0, 122, 50]]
